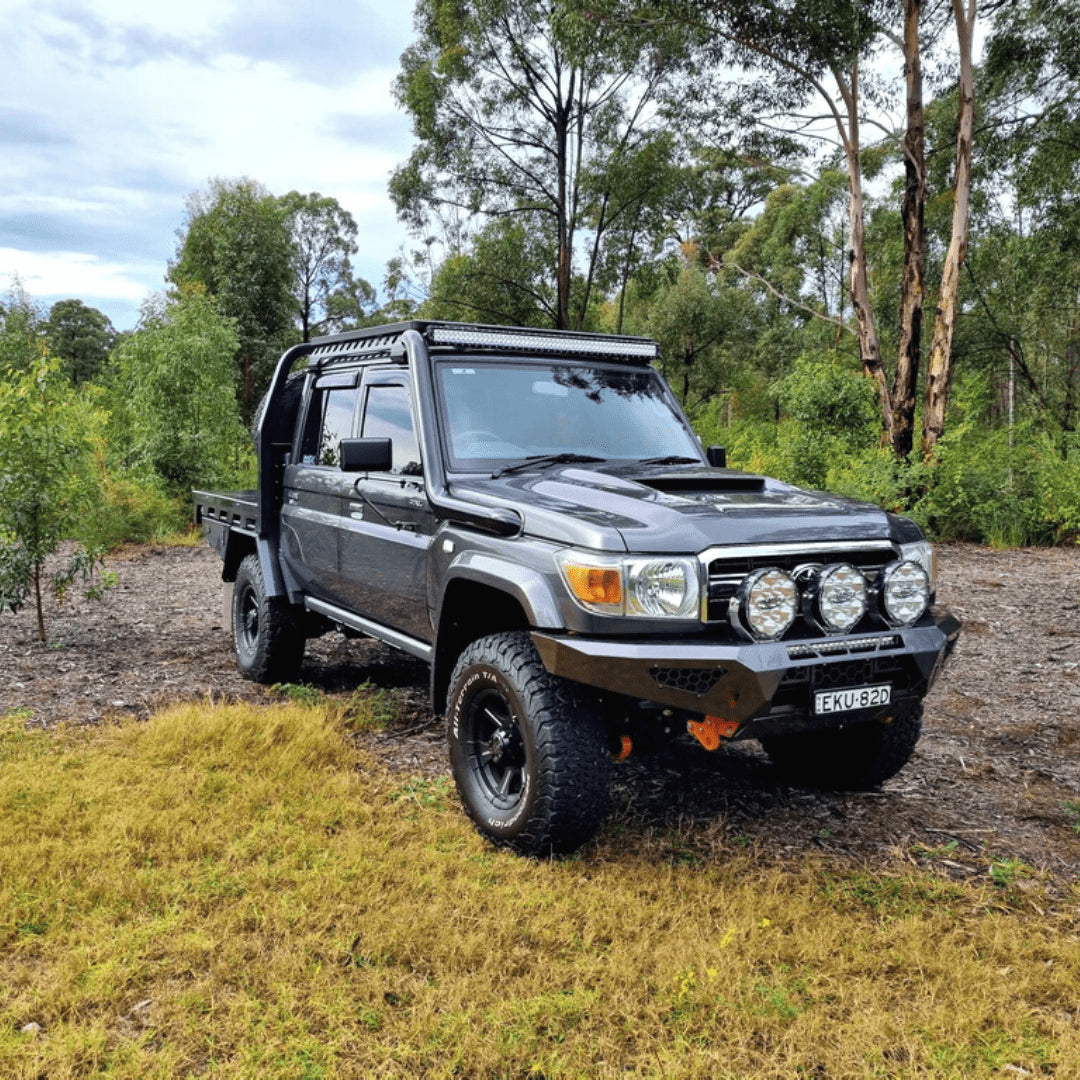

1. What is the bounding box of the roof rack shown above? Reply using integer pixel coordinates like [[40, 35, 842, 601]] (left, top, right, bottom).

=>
[[303, 320, 660, 366], [424, 322, 659, 361]]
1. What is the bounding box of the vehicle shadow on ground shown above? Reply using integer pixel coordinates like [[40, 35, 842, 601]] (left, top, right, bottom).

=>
[[295, 637, 915, 863]]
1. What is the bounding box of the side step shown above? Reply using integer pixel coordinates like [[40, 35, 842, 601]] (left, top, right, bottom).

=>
[[304, 597, 434, 663]]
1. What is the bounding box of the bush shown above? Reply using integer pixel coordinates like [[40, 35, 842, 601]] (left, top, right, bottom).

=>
[[706, 413, 1080, 546], [911, 425, 1080, 546], [108, 285, 247, 496]]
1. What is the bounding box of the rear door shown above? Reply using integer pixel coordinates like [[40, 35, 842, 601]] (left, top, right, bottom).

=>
[[279, 370, 360, 604], [338, 370, 435, 642]]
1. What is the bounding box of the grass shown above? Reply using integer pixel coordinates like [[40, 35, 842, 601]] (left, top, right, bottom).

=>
[[1065, 801, 1080, 837], [1, 702, 1078, 1079]]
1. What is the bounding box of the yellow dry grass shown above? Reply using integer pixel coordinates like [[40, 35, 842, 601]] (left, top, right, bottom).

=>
[[1, 702, 1078, 1079]]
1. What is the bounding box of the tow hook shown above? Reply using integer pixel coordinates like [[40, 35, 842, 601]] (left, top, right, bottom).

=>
[[687, 715, 740, 751]]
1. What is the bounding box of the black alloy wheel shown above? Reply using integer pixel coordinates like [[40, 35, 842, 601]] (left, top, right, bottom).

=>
[[231, 554, 305, 683], [447, 632, 611, 856]]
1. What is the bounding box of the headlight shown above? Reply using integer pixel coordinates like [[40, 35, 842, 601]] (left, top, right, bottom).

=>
[[879, 559, 930, 626], [806, 563, 869, 634], [556, 552, 700, 619], [730, 568, 797, 641], [626, 559, 698, 618]]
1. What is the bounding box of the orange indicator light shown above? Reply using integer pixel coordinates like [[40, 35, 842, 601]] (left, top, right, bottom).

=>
[[564, 565, 622, 606]]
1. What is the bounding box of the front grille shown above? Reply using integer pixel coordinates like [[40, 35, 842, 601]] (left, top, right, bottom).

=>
[[650, 666, 726, 697], [703, 541, 900, 633]]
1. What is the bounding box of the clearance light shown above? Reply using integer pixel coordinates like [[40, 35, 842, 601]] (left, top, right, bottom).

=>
[[428, 325, 659, 360], [563, 565, 622, 609]]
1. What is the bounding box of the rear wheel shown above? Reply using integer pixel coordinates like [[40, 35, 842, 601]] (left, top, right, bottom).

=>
[[761, 702, 923, 789], [447, 632, 611, 856], [232, 554, 306, 683]]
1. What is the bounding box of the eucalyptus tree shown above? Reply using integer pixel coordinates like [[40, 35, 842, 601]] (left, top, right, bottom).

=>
[[600, 0, 985, 460], [169, 177, 295, 410], [968, 0, 1080, 447], [390, 0, 688, 330], [280, 191, 376, 340]]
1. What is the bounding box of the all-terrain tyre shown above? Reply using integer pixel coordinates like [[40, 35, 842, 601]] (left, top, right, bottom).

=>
[[760, 701, 923, 789], [232, 554, 306, 683], [447, 632, 612, 856]]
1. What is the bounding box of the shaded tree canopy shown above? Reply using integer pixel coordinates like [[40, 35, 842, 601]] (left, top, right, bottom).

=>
[[45, 299, 117, 385]]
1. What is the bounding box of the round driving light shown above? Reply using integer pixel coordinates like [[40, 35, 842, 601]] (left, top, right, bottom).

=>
[[880, 559, 930, 626], [812, 563, 868, 634], [730, 568, 797, 640], [627, 560, 695, 617]]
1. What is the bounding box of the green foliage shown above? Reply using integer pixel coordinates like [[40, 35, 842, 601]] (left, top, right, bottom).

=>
[[731, 355, 883, 490], [44, 298, 118, 385], [421, 219, 557, 327], [107, 285, 248, 496], [647, 263, 730, 407], [0, 355, 109, 640], [280, 190, 376, 340], [0, 282, 44, 374], [79, 467, 189, 549], [169, 177, 295, 409]]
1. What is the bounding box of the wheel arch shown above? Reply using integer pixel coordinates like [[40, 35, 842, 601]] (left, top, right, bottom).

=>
[[431, 577, 537, 715]]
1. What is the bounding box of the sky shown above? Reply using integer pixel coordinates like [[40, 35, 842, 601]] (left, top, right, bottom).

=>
[[0, 0, 417, 330]]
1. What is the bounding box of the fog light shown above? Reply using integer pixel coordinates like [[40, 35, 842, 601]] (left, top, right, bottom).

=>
[[809, 563, 868, 634], [880, 560, 930, 626], [730, 568, 797, 640]]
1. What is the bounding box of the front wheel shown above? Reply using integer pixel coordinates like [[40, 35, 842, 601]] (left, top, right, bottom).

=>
[[760, 701, 923, 789], [447, 632, 611, 856], [232, 554, 306, 683]]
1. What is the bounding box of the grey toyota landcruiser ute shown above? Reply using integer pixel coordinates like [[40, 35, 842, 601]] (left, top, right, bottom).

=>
[[195, 321, 960, 855]]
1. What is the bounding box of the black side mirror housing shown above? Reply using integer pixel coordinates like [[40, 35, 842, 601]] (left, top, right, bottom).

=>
[[340, 437, 393, 473], [706, 445, 727, 468]]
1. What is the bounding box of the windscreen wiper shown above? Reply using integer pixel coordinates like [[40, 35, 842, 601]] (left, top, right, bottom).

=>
[[492, 452, 606, 479], [637, 455, 702, 466]]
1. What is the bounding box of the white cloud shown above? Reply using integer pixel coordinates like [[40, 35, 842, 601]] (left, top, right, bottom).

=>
[[0, 0, 418, 328], [0, 248, 152, 302]]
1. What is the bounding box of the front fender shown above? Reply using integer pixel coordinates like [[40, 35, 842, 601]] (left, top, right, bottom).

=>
[[441, 551, 563, 629]]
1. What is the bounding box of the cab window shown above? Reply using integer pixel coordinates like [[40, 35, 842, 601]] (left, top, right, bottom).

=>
[[300, 386, 358, 467], [361, 384, 421, 475]]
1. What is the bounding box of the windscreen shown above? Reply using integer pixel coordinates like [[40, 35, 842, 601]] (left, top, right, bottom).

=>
[[436, 361, 702, 470]]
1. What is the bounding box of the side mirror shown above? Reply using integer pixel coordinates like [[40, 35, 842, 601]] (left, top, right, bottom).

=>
[[340, 437, 393, 473], [706, 445, 727, 468]]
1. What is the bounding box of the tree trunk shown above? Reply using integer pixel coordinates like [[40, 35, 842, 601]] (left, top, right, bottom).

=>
[[33, 561, 45, 644], [921, 0, 976, 460], [554, 71, 574, 331], [892, 0, 926, 460], [840, 61, 893, 436]]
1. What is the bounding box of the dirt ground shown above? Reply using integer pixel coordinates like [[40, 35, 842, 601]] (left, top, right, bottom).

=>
[[2, 542, 1079, 886]]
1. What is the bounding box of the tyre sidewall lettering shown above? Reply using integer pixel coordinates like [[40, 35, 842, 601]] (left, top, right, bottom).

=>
[[449, 660, 536, 837]]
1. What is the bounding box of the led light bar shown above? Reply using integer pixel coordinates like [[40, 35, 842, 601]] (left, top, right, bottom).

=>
[[427, 325, 659, 360], [787, 635, 900, 659]]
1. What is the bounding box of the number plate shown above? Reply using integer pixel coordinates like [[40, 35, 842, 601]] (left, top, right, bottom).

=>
[[814, 683, 891, 715]]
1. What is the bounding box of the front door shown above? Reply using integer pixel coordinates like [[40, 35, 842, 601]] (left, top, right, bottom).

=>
[[338, 372, 435, 643]]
